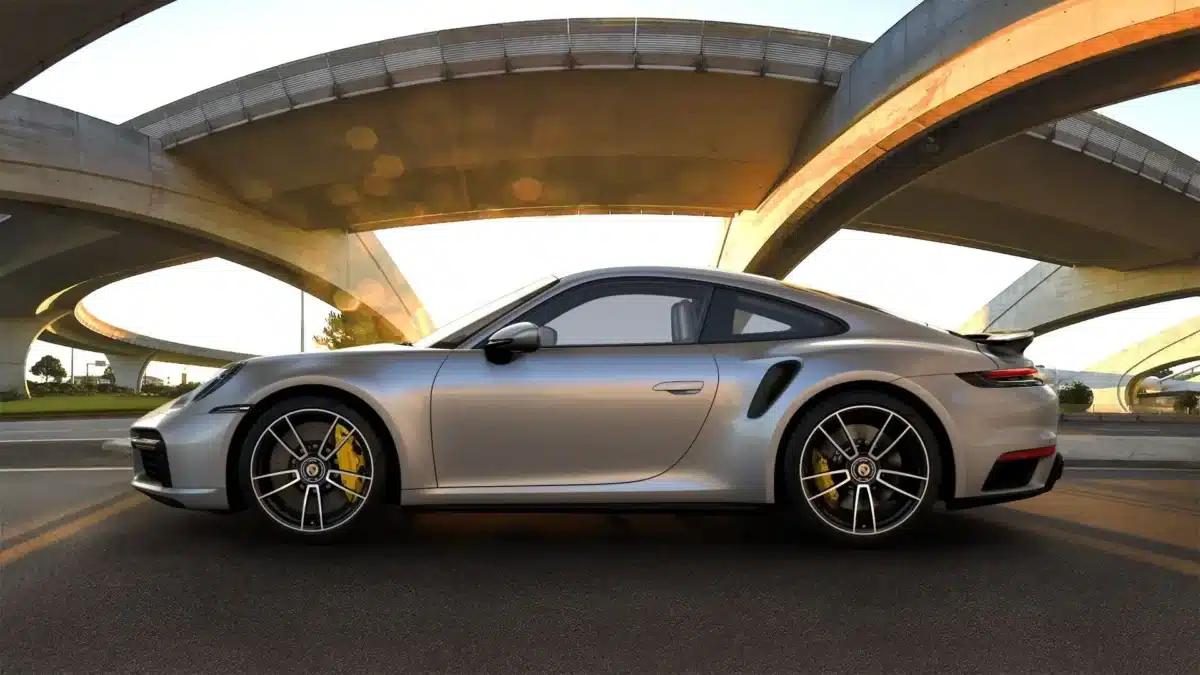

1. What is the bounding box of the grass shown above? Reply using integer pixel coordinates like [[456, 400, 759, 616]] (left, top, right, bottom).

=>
[[0, 395, 171, 417]]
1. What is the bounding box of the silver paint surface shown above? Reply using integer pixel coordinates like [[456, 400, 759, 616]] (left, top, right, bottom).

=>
[[127, 266, 1059, 511]]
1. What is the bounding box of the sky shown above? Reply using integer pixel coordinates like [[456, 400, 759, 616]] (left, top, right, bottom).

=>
[[15, 0, 1199, 383]]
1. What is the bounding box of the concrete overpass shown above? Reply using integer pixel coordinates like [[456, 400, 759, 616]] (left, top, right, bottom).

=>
[[714, 0, 1200, 278], [0, 198, 256, 395], [0, 94, 431, 398], [961, 261, 1200, 335], [1, 1, 174, 95], [1042, 317, 1200, 413], [4, 5, 1198, 395], [126, 10, 1199, 273]]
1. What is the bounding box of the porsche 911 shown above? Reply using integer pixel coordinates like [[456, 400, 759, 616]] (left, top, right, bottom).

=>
[[128, 266, 1063, 544]]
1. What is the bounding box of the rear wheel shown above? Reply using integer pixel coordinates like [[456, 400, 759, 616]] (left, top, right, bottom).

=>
[[237, 396, 388, 543], [781, 390, 942, 545]]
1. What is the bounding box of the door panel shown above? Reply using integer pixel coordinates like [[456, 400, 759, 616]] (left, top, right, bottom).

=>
[[430, 345, 718, 487]]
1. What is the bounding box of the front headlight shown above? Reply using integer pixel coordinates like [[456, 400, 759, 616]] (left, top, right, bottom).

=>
[[192, 361, 246, 403]]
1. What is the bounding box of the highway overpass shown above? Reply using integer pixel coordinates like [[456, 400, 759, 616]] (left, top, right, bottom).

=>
[[3, 2, 1197, 396]]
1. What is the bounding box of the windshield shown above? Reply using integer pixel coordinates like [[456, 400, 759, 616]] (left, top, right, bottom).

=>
[[414, 276, 559, 349]]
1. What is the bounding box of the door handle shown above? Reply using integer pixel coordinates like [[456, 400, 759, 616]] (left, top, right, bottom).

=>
[[653, 380, 704, 395]]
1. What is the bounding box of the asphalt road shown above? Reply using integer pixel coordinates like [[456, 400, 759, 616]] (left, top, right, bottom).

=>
[[2, 439, 1198, 674]]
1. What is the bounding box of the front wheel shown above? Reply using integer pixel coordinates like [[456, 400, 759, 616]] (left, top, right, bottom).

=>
[[781, 390, 942, 545], [237, 396, 389, 543]]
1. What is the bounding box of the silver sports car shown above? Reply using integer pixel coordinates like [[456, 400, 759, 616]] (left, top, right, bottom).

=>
[[128, 266, 1063, 544]]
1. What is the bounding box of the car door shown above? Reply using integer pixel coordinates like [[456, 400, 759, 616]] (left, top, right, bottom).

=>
[[430, 278, 719, 488]]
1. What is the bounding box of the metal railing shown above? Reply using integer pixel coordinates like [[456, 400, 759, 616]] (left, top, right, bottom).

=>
[[1027, 111, 1200, 202]]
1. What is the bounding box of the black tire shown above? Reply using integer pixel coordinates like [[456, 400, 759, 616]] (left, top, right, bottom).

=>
[[237, 395, 389, 543], [780, 390, 942, 546]]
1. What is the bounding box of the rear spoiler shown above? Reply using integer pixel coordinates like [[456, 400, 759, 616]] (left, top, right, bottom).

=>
[[956, 330, 1036, 357]]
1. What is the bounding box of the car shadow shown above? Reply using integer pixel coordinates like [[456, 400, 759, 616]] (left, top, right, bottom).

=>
[[163, 505, 1030, 563]]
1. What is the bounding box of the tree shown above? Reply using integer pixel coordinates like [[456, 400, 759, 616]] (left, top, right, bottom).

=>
[[30, 355, 67, 384], [102, 366, 115, 384], [313, 311, 381, 350], [1174, 391, 1199, 415], [1058, 381, 1093, 408]]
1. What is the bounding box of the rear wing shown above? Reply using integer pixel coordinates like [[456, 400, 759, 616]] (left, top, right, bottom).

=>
[[957, 330, 1036, 358]]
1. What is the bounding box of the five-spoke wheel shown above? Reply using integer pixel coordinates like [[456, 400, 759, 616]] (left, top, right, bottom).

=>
[[783, 391, 941, 543], [238, 397, 387, 541]]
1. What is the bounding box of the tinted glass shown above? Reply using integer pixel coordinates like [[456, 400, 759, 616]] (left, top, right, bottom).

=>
[[701, 288, 844, 343], [521, 279, 712, 347]]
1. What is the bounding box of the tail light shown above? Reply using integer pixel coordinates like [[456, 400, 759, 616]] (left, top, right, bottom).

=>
[[958, 367, 1044, 388]]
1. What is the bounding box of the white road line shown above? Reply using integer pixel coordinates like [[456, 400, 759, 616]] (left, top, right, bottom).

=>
[[0, 467, 130, 473], [0, 437, 119, 444]]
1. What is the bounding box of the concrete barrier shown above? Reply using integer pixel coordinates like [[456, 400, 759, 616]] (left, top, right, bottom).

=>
[[1057, 435, 1198, 468]]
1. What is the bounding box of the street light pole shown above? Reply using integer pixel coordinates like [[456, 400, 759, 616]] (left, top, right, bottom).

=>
[[299, 287, 305, 353]]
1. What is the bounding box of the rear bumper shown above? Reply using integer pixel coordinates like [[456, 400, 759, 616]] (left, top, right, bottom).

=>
[[945, 453, 1065, 510]]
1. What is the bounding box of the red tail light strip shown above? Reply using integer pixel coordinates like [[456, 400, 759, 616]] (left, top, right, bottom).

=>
[[984, 367, 1040, 380], [997, 446, 1057, 462]]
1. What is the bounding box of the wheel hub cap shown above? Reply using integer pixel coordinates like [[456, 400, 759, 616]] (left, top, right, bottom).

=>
[[299, 457, 326, 484], [850, 457, 877, 483]]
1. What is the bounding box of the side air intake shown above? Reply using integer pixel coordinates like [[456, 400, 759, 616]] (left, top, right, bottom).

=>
[[747, 360, 802, 419]]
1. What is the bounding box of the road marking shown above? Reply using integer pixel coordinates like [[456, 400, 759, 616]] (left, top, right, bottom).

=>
[[0, 467, 130, 473], [1009, 519, 1200, 578], [0, 437, 119, 444], [0, 490, 130, 544], [0, 494, 145, 566]]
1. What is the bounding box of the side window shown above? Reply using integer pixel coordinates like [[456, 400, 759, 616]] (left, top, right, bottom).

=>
[[519, 279, 713, 347], [700, 287, 844, 343]]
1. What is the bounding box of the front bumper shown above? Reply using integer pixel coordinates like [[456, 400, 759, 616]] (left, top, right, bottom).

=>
[[945, 453, 1065, 510], [127, 401, 244, 512]]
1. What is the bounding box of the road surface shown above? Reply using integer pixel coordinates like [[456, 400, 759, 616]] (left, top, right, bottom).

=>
[[0, 436, 1195, 674]]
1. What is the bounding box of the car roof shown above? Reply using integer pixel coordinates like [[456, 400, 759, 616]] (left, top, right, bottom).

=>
[[554, 265, 952, 342], [556, 265, 796, 296]]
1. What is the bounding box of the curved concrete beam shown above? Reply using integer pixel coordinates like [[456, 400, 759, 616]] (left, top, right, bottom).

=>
[[960, 262, 1200, 335], [122, 17, 1198, 268], [2, 1, 174, 95], [1086, 317, 1200, 412], [719, 0, 1200, 277], [71, 303, 253, 367], [0, 95, 430, 342]]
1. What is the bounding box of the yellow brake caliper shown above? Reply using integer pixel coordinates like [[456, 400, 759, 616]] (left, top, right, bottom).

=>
[[333, 424, 365, 502], [812, 452, 839, 507]]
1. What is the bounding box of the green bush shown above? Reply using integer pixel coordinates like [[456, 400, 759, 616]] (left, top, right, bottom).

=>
[[1058, 381, 1094, 407], [1174, 391, 1199, 415]]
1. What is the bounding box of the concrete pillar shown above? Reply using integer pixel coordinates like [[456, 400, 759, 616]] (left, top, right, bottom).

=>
[[104, 353, 153, 393], [0, 316, 57, 398]]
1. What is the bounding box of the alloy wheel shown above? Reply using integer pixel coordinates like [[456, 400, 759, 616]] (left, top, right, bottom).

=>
[[797, 404, 930, 536], [249, 408, 375, 534]]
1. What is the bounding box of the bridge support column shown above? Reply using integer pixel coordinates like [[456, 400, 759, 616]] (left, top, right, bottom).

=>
[[0, 316, 58, 398], [104, 353, 153, 393]]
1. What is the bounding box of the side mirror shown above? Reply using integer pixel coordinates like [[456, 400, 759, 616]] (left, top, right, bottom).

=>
[[484, 322, 542, 363]]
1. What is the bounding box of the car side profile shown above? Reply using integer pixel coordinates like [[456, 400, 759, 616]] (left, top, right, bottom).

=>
[[128, 266, 1064, 544]]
